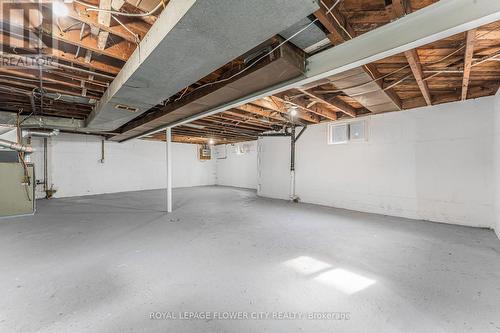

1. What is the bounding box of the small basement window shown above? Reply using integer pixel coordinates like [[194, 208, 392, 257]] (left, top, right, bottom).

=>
[[328, 123, 349, 144], [349, 120, 367, 142], [327, 121, 368, 144]]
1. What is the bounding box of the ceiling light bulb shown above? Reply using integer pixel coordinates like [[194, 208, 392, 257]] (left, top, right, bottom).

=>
[[208, 138, 215, 145], [289, 106, 298, 117], [53, 1, 69, 17]]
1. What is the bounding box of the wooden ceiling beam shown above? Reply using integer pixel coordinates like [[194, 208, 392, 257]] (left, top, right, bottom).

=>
[[0, 96, 89, 112], [222, 110, 278, 125], [120, 2, 159, 26], [44, 69, 110, 88], [174, 126, 257, 140], [50, 48, 120, 75], [163, 134, 211, 145], [96, 0, 113, 50], [172, 133, 251, 144], [171, 134, 210, 144], [390, 0, 432, 107], [0, 68, 105, 93], [0, 94, 91, 117], [462, 29, 477, 100], [62, 3, 145, 43], [48, 22, 134, 61], [292, 99, 337, 121], [404, 49, 432, 105], [209, 114, 273, 130], [252, 97, 321, 124], [402, 82, 499, 109], [314, 0, 402, 111], [297, 89, 357, 118], [390, 0, 410, 19], [0, 104, 89, 118], [250, 98, 284, 111], [193, 120, 263, 136], [156, 133, 253, 145], [235, 104, 287, 122], [271, 94, 338, 121], [314, 0, 355, 44], [0, 78, 97, 98], [0, 32, 121, 75], [166, 133, 253, 145], [174, 127, 232, 137], [202, 117, 272, 132]]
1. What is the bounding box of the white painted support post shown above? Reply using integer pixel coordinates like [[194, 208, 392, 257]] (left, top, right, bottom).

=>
[[166, 127, 172, 213]]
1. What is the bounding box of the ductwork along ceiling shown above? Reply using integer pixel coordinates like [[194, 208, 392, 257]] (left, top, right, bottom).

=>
[[86, 0, 320, 131], [110, 40, 307, 142], [0, 0, 498, 144]]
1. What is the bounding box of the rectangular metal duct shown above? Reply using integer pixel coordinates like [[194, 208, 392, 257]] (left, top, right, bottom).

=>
[[109, 42, 306, 142], [86, 0, 319, 131], [326, 68, 401, 114], [280, 17, 328, 53]]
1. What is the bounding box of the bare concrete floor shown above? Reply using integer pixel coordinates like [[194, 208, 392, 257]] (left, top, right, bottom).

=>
[[1, 186, 499, 333]]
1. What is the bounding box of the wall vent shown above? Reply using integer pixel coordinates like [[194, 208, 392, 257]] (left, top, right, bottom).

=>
[[114, 104, 139, 113]]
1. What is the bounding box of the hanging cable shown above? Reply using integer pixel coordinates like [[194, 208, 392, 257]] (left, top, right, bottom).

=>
[[175, 0, 342, 102], [112, 15, 141, 43], [16, 115, 32, 202], [318, 0, 377, 78]]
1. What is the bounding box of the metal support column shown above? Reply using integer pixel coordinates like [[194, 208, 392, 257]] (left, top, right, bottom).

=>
[[290, 125, 297, 202], [289, 125, 306, 202], [43, 138, 48, 198], [165, 127, 172, 213]]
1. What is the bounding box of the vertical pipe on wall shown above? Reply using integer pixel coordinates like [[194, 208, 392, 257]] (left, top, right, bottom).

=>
[[43, 138, 48, 198], [166, 127, 173, 213], [494, 90, 500, 239], [290, 125, 297, 201], [100, 139, 105, 164]]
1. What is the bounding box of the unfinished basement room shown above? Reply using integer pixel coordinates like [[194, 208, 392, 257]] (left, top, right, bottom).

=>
[[1, 0, 500, 332]]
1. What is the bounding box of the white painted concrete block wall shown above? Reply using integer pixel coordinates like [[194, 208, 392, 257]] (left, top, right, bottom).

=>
[[32, 134, 216, 198], [494, 90, 500, 238], [0, 128, 17, 143], [259, 97, 496, 229], [257, 136, 291, 200], [23, 94, 499, 235], [215, 141, 257, 189], [30, 135, 258, 199]]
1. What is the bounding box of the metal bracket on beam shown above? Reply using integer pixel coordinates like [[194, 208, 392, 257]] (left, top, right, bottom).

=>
[[295, 126, 307, 142]]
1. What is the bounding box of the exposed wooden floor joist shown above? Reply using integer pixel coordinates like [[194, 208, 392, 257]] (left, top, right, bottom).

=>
[[0, 0, 498, 145]]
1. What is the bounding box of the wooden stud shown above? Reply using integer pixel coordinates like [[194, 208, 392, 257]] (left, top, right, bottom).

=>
[[314, 0, 402, 111], [462, 29, 477, 100], [251, 97, 320, 124], [298, 89, 357, 118], [404, 49, 432, 105]]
